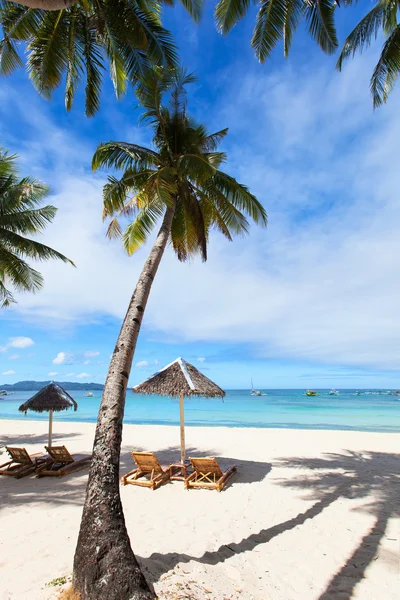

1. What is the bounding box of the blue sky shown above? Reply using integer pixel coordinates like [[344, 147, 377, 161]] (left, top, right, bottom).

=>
[[1, 4, 400, 389]]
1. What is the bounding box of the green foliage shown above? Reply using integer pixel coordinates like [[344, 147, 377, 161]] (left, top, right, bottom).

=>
[[0, 149, 74, 308], [93, 67, 267, 262], [214, 0, 400, 106], [0, 0, 204, 116], [45, 576, 68, 587]]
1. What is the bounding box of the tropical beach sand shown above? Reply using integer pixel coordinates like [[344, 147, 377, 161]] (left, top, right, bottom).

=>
[[0, 420, 399, 600]]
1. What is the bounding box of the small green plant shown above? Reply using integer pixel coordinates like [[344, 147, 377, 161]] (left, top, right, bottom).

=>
[[46, 576, 67, 587]]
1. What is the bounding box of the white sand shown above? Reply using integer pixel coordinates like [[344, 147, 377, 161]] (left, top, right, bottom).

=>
[[0, 420, 399, 600]]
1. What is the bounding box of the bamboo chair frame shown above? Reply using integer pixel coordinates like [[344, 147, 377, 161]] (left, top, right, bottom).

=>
[[0, 447, 48, 479], [185, 457, 237, 492], [36, 445, 91, 478], [121, 451, 171, 490]]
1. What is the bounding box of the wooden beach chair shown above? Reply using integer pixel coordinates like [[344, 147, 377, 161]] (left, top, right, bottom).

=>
[[185, 457, 237, 492], [0, 447, 48, 479], [36, 445, 91, 478], [121, 451, 171, 490]]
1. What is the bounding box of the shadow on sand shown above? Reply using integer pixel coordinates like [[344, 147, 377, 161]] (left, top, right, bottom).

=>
[[137, 450, 399, 600], [119, 444, 272, 486]]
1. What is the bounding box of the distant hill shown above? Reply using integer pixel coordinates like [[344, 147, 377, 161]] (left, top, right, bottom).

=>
[[0, 380, 104, 391]]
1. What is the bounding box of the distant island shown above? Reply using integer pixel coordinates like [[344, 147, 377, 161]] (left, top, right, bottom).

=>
[[0, 380, 104, 392]]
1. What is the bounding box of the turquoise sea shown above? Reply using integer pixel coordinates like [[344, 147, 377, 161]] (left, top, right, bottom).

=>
[[1, 389, 400, 433]]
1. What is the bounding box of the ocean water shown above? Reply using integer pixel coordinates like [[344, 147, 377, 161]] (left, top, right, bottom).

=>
[[1, 389, 400, 433]]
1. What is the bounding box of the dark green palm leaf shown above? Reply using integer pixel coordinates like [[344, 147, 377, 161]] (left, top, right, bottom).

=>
[[336, 2, 390, 71], [371, 24, 400, 107], [305, 0, 338, 54], [94, 68, 267, 263], [215, 0, 251, 34], [252, 0, 288, 62], [0, 148, 74, 308]]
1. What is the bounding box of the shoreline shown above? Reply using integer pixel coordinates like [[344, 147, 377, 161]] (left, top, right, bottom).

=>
[[1, 415, 400, 434]]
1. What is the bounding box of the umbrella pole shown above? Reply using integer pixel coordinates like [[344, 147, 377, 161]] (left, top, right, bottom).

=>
[[179, 393, 185, 464], [48, 409, 53, 448]]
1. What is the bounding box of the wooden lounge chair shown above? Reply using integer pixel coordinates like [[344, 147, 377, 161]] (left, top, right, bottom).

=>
[[121, 451, 171, 490], [36, 445, 91, 477], [185, 457, 237, 492], [0, 447, 48, 479]]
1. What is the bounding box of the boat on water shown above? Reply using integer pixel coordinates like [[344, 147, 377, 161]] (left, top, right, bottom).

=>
[[329, 389, 339, 395], [250, 379, 263, 396], [305, 390, 318, 396], [86, 391, 94, 397]]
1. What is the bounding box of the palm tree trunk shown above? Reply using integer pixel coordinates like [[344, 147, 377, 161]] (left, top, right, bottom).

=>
[[73, 205, 175, 600], [9, 0, 75, 8]]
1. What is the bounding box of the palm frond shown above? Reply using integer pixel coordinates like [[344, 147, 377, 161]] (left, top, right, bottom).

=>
[[0, 277, 16, 308], [0, 37, 23, 75], [208, 171, 268, 225], [122, 202, 165, 254], [252, 0, 288, 63], [27, 10, 69, 97], [199, 128, 228, 151], [370, 24, 400, 107], [92, 141, 161, 171], [337, 2, 392, 70], [305, 0, 338, 55], [215, 0, 251, 35], [0, 149, 74, 307]]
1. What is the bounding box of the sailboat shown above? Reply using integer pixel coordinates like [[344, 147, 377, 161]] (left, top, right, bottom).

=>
[[250, 379, 262, 396], [86, 391, 94, 397]]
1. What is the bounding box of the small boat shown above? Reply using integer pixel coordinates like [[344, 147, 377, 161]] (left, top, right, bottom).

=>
[[306, 390, 318, 396], [250, 379, 262, 396], [86, 391, 93, 397], [329, 389, 339, 395]]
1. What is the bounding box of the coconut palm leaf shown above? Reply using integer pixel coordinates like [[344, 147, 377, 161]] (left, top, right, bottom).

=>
[[0, 148, 74, 308], [337, 2, 392, 70], [370, 24, 400, 107], [215, 0, 251, 35], [93, 66, 268, 263], [0, 0, 180, 115]]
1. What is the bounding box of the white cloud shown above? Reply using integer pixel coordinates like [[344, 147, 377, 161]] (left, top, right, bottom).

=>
[[76, 372, 90, 379], [0, 346, 7, 353], [83, 360, 91, 365], [136, 361, 148, 368], [52, 352, 74, 365], [2, 370, 16, 376], [48, 372, 58, 376], [8, 354, 20, 360], [65, 373, 75, 377], [197, 357, 206, 363], [154, 360, 159, 365], [3, 52, 400, 371], [52, 352, 66, 365], [9, 337, 34, 349], [84, 351, 100, 358]]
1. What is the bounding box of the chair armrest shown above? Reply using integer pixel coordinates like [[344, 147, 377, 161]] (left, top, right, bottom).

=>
[[217, 466, 237, 484], [0, 460, 13, 468], [185, 472, 197, 482]]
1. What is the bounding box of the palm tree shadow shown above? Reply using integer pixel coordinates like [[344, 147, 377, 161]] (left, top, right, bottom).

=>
[[137, 450, 400, 599]]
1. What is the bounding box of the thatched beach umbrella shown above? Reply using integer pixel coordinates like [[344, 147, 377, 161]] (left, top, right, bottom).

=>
[[19, 382, 77, 447], [132, 357, 225, 464]]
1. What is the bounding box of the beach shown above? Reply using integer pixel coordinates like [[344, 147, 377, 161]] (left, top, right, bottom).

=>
[[1, 419, 399, 600]]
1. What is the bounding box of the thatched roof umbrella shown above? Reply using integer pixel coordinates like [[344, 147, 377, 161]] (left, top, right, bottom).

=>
[[19, 382, 77, 447], [132, 357, 225, 464]]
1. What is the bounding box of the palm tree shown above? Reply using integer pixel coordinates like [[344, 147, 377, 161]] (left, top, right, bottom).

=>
[[214, 0, 400, 107], [0, 148, 73, 308], [72, 68, 268, 600], [0, 0, 202, 116]]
